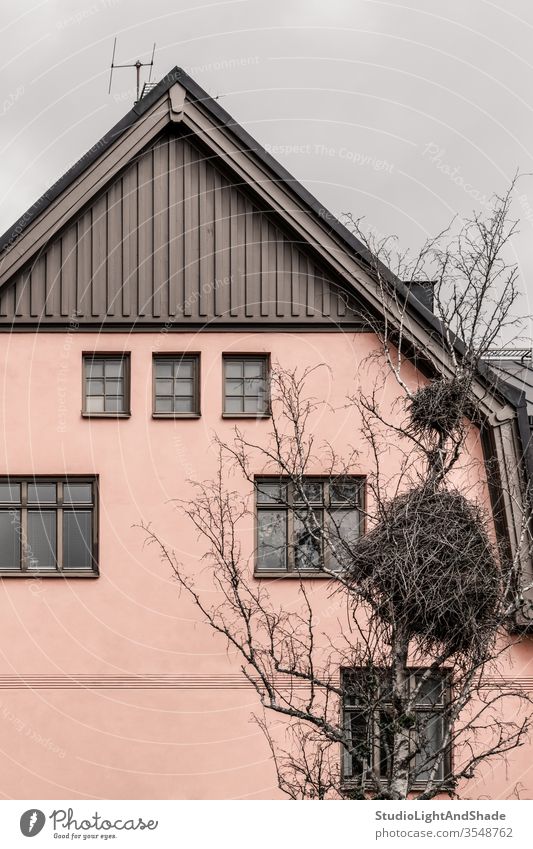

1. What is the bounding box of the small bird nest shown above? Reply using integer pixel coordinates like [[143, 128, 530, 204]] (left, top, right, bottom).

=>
[[408, 378, 467, 437], [347, 487, 501, 655]]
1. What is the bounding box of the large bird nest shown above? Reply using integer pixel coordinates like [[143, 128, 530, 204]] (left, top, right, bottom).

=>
[[346, 487, 501, 656], [408, 378, 468, 437]]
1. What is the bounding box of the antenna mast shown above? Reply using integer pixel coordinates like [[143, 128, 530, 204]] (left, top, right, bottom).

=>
[[108, 38, 156, 103]]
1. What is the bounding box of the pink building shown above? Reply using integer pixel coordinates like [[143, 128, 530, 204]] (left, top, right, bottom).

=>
[[0, 68, 531, 800]]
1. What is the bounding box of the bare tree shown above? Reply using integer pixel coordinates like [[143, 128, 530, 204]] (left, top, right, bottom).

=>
[[344, 179, 523, 483], [142, 184, 533, 800]]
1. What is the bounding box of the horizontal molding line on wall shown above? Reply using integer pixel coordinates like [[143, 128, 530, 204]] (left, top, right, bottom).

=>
[[0, 675, 529, 690], [0, 675, 319, 690]]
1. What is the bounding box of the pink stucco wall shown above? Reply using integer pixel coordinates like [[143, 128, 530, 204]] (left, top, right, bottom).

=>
[[0, 329, 531, 799]]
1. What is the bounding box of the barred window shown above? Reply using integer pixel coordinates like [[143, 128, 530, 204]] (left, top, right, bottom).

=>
[[342, 669, 450, 786], [255, 476, 363, 574], [0, 478, 98, 575]]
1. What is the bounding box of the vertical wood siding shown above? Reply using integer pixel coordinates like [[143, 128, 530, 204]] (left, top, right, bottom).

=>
[[0, 132, 364, 326]]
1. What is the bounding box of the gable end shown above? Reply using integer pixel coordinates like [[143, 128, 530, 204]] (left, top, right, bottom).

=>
[[0, 129, 366, 330]]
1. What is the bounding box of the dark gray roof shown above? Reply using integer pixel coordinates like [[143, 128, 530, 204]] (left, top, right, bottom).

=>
[[482, 351, 533, 487], [485, 351, 533, 421]]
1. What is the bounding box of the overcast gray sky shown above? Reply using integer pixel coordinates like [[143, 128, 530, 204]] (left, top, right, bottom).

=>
[[2, 0, 533, 337]]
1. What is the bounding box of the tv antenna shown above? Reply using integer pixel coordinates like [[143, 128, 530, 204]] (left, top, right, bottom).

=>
[[108, 38, 156, 103]]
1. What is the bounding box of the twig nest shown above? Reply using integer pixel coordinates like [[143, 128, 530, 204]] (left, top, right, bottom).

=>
[[408, 379, 467, 436], [347, 487, 500, 655]]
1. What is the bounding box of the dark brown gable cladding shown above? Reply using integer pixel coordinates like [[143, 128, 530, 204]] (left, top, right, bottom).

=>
[[0, 130, 365, 329]]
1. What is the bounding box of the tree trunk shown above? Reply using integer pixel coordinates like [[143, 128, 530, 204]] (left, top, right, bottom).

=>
[[389, 632, 411, 799]]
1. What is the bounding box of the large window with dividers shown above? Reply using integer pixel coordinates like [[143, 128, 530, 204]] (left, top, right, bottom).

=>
[[0, 478, 98, 575], [342, 668, 450, 786], [255, 476, 364, 574]]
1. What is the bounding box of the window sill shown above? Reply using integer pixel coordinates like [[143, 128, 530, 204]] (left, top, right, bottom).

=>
[[341, 779, 451, 794], [0, 571, 99, 578], [222, 413, 271, 419], [254, 571, 338, 579], [82, 412, 131, 419], [152, 413, 201, 419]]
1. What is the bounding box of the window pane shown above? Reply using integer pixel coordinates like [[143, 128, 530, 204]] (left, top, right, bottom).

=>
[[105, 396, 125, 413], [225, 361, 243, 378], [243, 378, 264, 397], [257, 509, 287, 571], [156, 379, 173, 395], [174, 397, 194, 413], [175, 378, 193, 396], [86, 396, 105, 413], [27, 510, 56, 570], [329, 509, 359, 569], [294, 481, 323, 504], [331, 479, 361, 505], [63, 511, 92, 570], [244, 361, 264, 378], [256, 481, 287, 504], [225, 378, 243, 397], [86, 379, 104, 396], [104, 360, 123, 378], [379, 710, 394, 778], [0, 483, 20, 503], [155, 361, 173, 378], [415, 675, 444, 706], [379, 671, 394, 703], [28, 483, 56, 504], [243, 396, 263, 413], [344, 668, 383, 707], [294, 511, 323, 570], [0, 510, 20, 569], [175, 361, 193, 378], [414, 712, 444, 782], [85, 360, 104, 378], [345, 710, 372, 780], [225, 397, 243, 413], [155, 397, 173, 413], [64, 483, 92, 504], [105, 379, 123, 394]]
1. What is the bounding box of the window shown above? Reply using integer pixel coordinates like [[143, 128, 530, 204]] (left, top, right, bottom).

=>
[[153, 354, 200, 416], [255, 476, 363, 574], [342, 669, 450, 786], [0, 478, 98, 575], [223, 355, 270, 416], [83, 354, 130, 416]]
